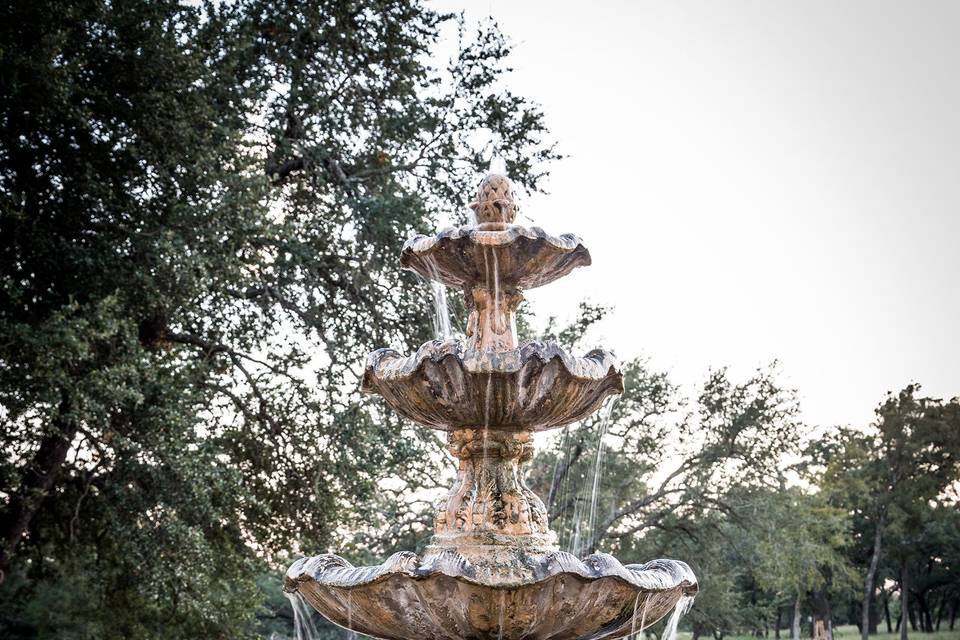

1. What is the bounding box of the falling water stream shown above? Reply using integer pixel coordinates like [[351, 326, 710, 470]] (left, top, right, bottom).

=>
[[346, 591, 357, 640], [630, 593, 650, 639], [491, 247, 501, 336], [625, 593, 694, 640], [481, 245, 492, 341], [421, 255, 452, 341], [586, 397, 617, 550], [286, 592, 320, 640], [431, 279, 452, 340], [497, 590, 506, 640], [660, 596, 695, 640], [570, 397, 617, 555], [554, 422, 577, 552], [479, 245, 498, 523], [284, 591, 369, 640], [479, 369, 493, 521]]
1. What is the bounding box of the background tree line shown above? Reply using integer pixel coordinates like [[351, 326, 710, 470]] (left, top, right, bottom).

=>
[[1, 1, 958, 639], [522, 313, 960, 640]]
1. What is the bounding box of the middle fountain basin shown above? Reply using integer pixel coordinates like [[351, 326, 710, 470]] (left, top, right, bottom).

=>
[[361, 339, 624, 431]]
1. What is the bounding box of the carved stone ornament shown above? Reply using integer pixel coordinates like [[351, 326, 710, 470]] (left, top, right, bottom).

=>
[[469, 173, 518, 228], [285, 173, 697, 639]]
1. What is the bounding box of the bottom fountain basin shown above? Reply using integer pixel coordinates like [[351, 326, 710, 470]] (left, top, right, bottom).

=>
[[284, 546, 697, 640]]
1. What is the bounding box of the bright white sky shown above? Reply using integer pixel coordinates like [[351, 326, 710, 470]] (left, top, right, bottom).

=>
[[432, 0, 960, 429]]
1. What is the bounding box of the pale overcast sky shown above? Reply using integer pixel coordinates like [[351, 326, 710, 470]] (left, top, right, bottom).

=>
[[432, 0, 960, 429]]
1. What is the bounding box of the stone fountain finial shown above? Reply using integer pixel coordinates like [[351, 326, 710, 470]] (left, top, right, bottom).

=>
[[285, 171, 697, 640], [470, 173, 517, 228]]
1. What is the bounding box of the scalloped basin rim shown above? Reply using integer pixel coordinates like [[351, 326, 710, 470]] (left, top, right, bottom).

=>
[[285, 551, 698, 595], [360, 339, 625, 431], [399, 224, 592, 291], [401, 224, 588, 256], [287, 564, 700, 595], [363, 339, 622, 384]]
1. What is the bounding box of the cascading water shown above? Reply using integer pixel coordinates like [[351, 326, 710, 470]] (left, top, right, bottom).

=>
[[346, 591, 357, 640], [286, 592, 320, 640], [421, 255, 453, 341], [587, 397, 617, 551], [631, 592, 650, 639], [491, 248, 501, 335], [552, 423, 578, 552], [660, 596, 695, 640], [570, 396, 617, 555], [431, 279, 452, 340], [498, 590, 507, 640]]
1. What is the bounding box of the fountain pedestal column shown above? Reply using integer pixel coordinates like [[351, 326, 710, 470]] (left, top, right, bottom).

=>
[[432, 429, 553, 548], [465, 285, 523, 352]]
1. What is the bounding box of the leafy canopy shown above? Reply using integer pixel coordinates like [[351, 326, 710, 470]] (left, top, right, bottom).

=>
[[0, 0, 557, 637]]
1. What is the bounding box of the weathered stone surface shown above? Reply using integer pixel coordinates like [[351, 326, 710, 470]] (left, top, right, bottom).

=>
[[361, 340, 624, 432], [463, 284, 525, 352], [285, 550, 697, 640], [401, 224, 590, 291], [433, 429, 550, 543], [469, 174, 519, 227]]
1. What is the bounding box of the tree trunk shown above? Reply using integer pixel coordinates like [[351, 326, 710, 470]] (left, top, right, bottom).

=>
[[935, 596, 947, 631], [869, 586, 880, 634], [826, 597, 834, 640], [813, 620, 827, 640], [918, 591, 932, 633], [883, 589, 893, 633], [862, 516, 885, 640], [0, 398, 75, 582], [812, 591, 833, 640], [900, 557, 910, 640], [793, 595, 802, 640]]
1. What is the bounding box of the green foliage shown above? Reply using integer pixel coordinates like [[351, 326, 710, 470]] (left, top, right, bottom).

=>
[[0, 0, 557, 637], [530, 347, 803, 557], [527, 308, 867, 640], [530, 305, 957, 637], [807, 385, 960, 639], [743, 488, 853, 598]]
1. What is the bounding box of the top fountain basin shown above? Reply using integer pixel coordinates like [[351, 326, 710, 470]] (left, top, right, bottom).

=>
[[401, 224, 590, 290]]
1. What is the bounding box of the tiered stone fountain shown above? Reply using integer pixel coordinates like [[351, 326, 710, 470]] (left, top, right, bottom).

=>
[[285, 174, 698, 639]]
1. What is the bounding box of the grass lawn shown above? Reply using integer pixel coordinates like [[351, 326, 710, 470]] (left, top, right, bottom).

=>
[[673, 625, 960, 640], [832, 627, 960, 640]]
